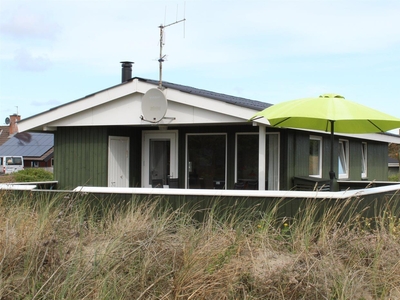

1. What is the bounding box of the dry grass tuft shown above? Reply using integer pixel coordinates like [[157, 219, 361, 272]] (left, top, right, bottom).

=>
[[1, 190, 399, 299]]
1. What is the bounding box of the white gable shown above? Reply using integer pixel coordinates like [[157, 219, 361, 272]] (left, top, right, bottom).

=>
[[18, 78, 268, 132]]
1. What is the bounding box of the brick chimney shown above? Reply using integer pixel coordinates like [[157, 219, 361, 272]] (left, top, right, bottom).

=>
[[9, 114, 21, 136], [121, 61, 134, 83]]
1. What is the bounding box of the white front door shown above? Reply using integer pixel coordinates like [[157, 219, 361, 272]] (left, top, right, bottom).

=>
[[108, 136, 129, 187], [142, 131, 178, 187]]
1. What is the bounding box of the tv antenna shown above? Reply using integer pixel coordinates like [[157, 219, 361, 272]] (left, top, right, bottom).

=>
[[158, 10, 186, 89]]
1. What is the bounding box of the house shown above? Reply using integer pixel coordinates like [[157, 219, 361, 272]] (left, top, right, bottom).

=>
[[0, 126, 9, 147], [389, 157, 399, 177], [0, 114, 54, 172], [0, 114, 19, 147], [17, 62, 400, 190]]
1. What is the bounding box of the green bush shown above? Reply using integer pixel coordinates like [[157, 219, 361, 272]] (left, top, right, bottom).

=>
[[388, 173, 400, 182], [14, 168, 53, 182]]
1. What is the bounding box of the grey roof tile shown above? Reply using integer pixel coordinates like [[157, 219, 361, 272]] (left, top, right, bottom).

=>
[[0, 132, 54, 157], [138, 78, 272, 111]]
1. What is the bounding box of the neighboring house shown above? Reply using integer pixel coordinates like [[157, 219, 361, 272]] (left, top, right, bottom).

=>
[[17, 62, 400, 190], [0, 126, 10, 147], [0, 131, 54, 171], [389, 157, 399, 177]]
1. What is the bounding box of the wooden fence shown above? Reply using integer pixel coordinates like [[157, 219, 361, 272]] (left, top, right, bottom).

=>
[[2, 183, 399, 222]]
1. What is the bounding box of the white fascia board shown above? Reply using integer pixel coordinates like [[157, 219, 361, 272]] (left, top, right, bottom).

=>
[[340, 133, 400, 143], [45, 94, 144, 127], [289, 128, 400, 144]]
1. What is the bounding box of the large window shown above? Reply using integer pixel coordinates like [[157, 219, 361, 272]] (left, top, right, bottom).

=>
[[309, 136, 322, 177], [5, 156, 23, 165], [186, 134, 226, 189], [361, 142, 368, 179], [338, 139, 349, 179], [235, 132, 280, 190]]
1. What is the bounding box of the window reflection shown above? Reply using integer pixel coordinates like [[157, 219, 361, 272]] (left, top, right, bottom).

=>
[[187, 134, 226, 189], [309, 136, 322, 177], [237, 134, 258, 180]]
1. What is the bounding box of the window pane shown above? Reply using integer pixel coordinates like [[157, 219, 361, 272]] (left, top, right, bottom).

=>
[[149, 140, 170, 186], [338, 140, 349, 179], [237, 134, 258, 180], [309, 138, 321, 176], [361, 142, 367, 178], [6, 157, 22, 165], [187, 135, 226, 189]]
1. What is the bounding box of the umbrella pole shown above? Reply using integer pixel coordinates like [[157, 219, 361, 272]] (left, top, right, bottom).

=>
[[329, 120, 335, 191]]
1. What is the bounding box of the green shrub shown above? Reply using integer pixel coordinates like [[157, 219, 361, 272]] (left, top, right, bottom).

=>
[[13, 168, 53, 182], [388, 173, 400, 181]]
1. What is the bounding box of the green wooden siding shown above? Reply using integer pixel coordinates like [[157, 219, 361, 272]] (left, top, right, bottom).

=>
[[366, 141, 388, 180], [55, 126, 143, 189], [54, 127, 108, 189], [285, 131, 389, 189], [348, 140, 362, 180], [293, 131, 310, 177], [54, 124, 390, 191]]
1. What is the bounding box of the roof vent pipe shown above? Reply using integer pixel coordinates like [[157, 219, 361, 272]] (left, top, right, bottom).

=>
[[120, 61, 134, 82]]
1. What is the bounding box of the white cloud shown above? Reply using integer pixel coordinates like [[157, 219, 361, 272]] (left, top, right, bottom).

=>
[[0, 5, 61, 41], [31, 99, 62, 107], [14, 49, 52, 71], [0, 0, 399, 120]]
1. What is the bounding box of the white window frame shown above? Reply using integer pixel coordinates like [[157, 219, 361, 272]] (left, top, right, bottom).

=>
[[338, 139, 349, 179], [361, 142, 368, 179], [142, 130, 178, 188], [309, 135, 322, 178]]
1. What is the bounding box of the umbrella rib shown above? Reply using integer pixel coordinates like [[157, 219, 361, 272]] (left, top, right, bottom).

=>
[[274, 117, 291, 127], [368, 120, 384, 132]]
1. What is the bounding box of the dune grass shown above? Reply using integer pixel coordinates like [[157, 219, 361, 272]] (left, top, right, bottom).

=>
[[1, 190, 399, 299]]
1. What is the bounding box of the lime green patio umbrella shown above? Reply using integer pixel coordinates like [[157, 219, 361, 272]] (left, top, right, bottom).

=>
[[250, 94, 400, 191]]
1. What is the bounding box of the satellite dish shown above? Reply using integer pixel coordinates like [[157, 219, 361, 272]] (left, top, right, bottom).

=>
[[5, 117, 10, 125], [141, 88, 168, 123]]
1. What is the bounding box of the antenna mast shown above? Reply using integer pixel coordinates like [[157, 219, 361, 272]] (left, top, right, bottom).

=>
[[158, 17, 185, 89]]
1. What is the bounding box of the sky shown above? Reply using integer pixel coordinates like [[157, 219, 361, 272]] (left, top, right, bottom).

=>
[[1, 0, 400, 132]]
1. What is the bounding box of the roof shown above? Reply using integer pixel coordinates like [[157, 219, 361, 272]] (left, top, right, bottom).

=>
[[15, 76, 400, 145], [20, 77, 272, 124], [0, 132, 54, 158], [137, 78, 270, 111]]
